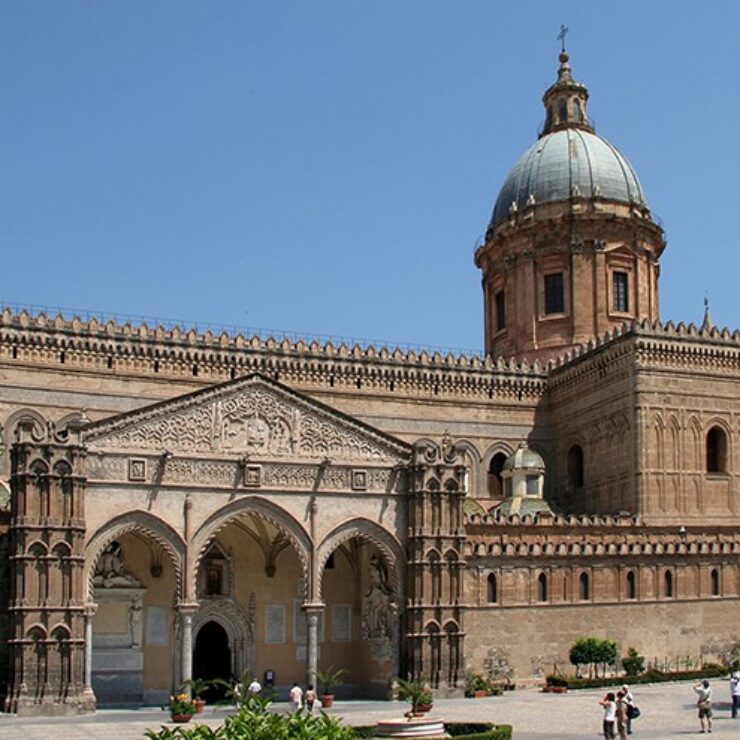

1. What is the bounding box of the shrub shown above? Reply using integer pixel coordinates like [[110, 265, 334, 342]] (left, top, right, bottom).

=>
[[464, 671, 503, 697], [621, 647, 645, 677], [544, 674, 568, 687]]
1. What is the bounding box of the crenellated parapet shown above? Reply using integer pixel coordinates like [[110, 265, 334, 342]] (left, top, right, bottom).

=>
[[0, 308, 547, 402]]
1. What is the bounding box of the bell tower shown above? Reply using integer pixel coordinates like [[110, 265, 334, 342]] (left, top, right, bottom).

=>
[[475, 48, 666, 362]]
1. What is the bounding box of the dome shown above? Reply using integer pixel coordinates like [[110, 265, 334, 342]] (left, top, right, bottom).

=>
[[490, 128, 648, 227], [502, 443, 545, 473]]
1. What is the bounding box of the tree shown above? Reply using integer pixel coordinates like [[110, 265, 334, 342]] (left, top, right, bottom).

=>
[[570, 637, 618, 678]]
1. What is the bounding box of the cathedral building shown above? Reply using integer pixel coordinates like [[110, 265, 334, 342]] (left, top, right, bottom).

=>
[[0, 50, 738, 715]]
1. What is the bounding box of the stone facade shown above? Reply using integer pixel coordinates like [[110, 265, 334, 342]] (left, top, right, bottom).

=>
[[0, 49, 738, 715]]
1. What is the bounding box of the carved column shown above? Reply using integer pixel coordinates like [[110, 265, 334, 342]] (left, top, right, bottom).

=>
[[406, 436, 467, 696], [82, 603, 97, 703], [302, 602, 324, 690], [5, 418, 93, 715], [176, 603, 198, 693]]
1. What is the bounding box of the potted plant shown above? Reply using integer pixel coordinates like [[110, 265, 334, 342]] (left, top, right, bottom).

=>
[[397, 677, 433, 715], [167, 692, 196, 723], [316, 665, 347, 708], [181, 677, 212, 713]]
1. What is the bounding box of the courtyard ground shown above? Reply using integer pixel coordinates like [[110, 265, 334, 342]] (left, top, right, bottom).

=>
[[0, 680, 738, 739]]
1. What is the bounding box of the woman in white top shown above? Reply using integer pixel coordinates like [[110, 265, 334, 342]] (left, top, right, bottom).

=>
[[599, 692, 617, 739], [693, 680, 713, 734]]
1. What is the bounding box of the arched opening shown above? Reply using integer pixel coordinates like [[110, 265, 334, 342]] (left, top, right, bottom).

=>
[[487, 453, 508, 498], [89, 530, 178, 707], [317, 534, 399, 699], [706, 426, 728, 473], [193, 508, 308, 699], [487, 573, 497, 604], [626, 570, 636, 600], [579, 572, 590, 601], [664, 570, 674, 598], [537, 573, 548, 602], [710, 569, 720, 596], [193, 621, 231, 702], [568, 445, 584, 488]]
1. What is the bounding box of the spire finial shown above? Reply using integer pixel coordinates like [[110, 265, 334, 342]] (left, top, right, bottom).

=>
[[701, 291, 714, 332], [557, 24, 569, 54]]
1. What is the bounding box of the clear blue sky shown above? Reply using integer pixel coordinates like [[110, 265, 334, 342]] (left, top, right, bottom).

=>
[[1, 2, 738, 353]]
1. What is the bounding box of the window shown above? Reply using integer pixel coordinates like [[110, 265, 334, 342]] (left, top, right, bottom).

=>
[[706, 426, 728, 473], [537, 573, 548, 602], [626, 570, 636, 600], [664, 570, 674, 598], [710, 569, 720, 596], [579, 572, 590, 601], [544, 273, 564, 315], [487, 573, 497, 604], [206, 566, 222, 596], [567, 445, 584, 488], [613, 271, 629, 313], [494, 290, 506, 331], [526, 475, 539, 496], [487, 453, 507, 498]]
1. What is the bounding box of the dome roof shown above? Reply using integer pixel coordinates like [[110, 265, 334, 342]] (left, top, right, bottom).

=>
[[490, 128, 648, 227], [502, 443, 545, 472]]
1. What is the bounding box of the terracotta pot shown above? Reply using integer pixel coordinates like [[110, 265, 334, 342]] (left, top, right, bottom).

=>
[[414, 703, 433, 714], [170, 713, 193, 723], [473, 690, 488, 698], [320, 695, 334, 708], [542, 686, 567, 694], [194, 698, 206, 714]]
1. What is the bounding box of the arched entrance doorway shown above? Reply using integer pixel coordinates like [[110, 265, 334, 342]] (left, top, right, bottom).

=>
[[192, 502, 310, 698], [193, 621, 231, 701]]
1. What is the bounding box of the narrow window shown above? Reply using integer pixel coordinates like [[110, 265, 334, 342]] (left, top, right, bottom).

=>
[[568, 445, 584, 489], [537, 573, 548, 602], [558, 103, 568, 123], [487, 573, 497, 604], [664, 570, 674, 598], [613, 271, 629, 312], [487, 453, 507, 498], [626, 570, 636, 600], [710, 569, 720, 596], [494, 290, 506, 331], [526, 475, 539, 496], [579, 572, 590, 601], [544, 273, 564, 315], [706, 426, 728, 473]]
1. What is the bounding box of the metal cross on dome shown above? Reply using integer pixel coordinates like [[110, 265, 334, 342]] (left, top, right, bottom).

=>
[[557, 24, 569, 52]]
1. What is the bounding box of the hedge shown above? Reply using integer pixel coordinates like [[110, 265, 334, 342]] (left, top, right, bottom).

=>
[[547, 663, 728, 690], [351, 723, 512, 739]]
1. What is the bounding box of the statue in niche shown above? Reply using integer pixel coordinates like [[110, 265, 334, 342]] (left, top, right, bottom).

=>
[[362, 554, 394, 640], [93, 541, 141, 588], [129, 594, 143, 647]]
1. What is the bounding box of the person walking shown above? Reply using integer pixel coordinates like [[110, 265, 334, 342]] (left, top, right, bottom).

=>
[[694, 679, 713, 733], [620, 684, 636, 735], [731, 671, 740, 719], [600, 691, 617, 739], [615, 691, 629, 740], [304, 684, 317, 713], [247, 677, 262, 695], [289, 681, 303, 712]]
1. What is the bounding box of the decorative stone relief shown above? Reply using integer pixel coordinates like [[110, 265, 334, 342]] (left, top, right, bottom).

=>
[[85, 379, 407, 464], [362, 555, 396, 663], [93, 542, 142, 589]]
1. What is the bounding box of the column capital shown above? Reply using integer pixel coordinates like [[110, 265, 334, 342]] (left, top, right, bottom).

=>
[[83, 602, 98, 618], [301, 601, 325, 614], [175, 602, 199, 615]]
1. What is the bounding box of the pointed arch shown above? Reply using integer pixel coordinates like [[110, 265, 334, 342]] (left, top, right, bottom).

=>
[[316, 517, 404, 601], [190, 496, 311, 600], [84, 510, 186, 600]]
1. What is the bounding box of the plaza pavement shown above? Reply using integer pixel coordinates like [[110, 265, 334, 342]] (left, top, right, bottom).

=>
[[0, 680, 738, 739]]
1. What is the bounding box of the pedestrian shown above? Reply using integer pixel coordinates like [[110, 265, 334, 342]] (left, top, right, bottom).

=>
[[621, 684, 636, 735], [615, 691, 629, 740], [731, 671, 740, 719], [247, 677, 262, 695], [599, 691, 617, 739], [289, 681, 303, 712], [693, 679, 713, 734], [304, 684, 317, 713]]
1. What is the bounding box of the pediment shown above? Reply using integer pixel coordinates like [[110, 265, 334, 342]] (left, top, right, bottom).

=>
[[83, 373, 410, 465]]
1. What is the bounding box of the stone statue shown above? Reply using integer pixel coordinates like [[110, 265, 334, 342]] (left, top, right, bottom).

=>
[[129, 595, 143, 647], [93, 542, 141, 588], [362, 555, 394, 640]]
